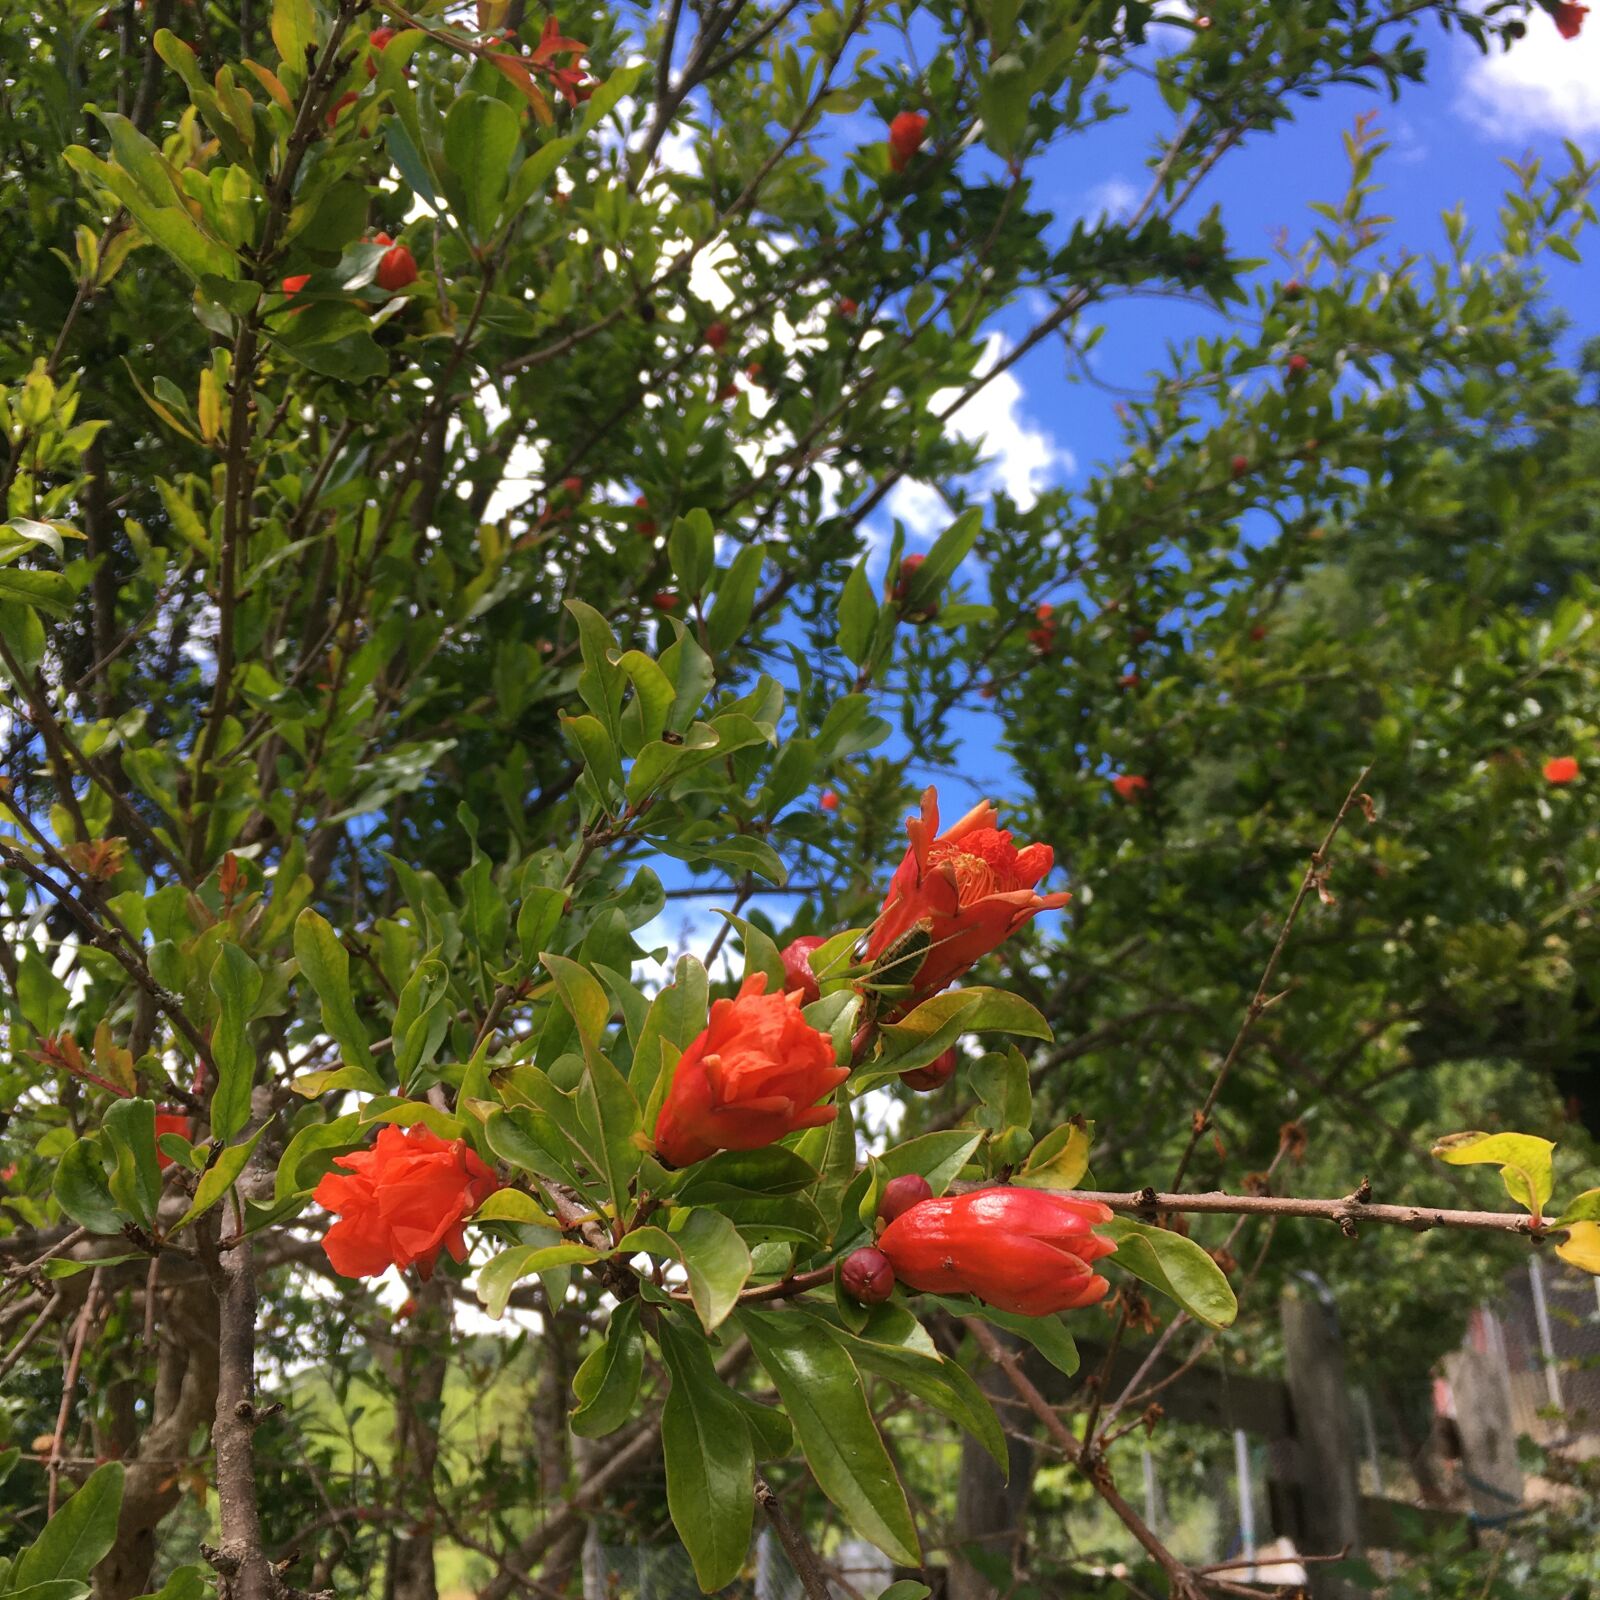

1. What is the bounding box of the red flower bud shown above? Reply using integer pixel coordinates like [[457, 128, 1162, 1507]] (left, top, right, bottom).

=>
[[840, 1246, 896, 1304], [1131, 625, 1152, 645], [652, 591, 679, 612], [819, 789, 839, 812], [1544, 756, 1580, 785], [892, 552, 938, 621], [653, 974, 848, 1167], [1027, 602, 1057, 652], [900, 1045, 958, 1092], [1118, 672, 1140, 689], [836, 296, 858, 316], [374, 236, 418, 292], [864, 788, 1068, 1010], [1111, 774, 1149, 801], [887, 110, 928, 174], [979, 681, 997, 700], [312, 1125, 500, 1279], [1230, 454, 1250, 479], [705, 321, 729, 351], [634, 494, 657, 535], [560, 476, 584, 497], [779, 934, 828, 1007], [1249, 623, 1268, 642], [396, 1296, 419, 1320], [281, 273, 311, 301], [1554, 2, 1587, 38], [717, 379, 739, 402], [879, 1173, 933, 1224], [1283, 278, 1304, 299], [1286, 353, 1309, 379], [877, 1187, 1116, 1315]]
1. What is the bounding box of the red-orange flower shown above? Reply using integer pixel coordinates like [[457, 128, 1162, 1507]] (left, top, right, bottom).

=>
[[888, 110, 928, 173], [1028, 602, 1057, 652], [1554, 2, 1587, 38], [1544, 756, 1580, 785], [313, 1125, 499, 1280], [877, 1187, 1116, 1315], [862, 788, 1068, 1005], [653, 975, 848, 1168], [1111, 773, 1149, 801]]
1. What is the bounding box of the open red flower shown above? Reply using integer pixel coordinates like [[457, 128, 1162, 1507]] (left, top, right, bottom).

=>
[[1544, 756, 1580, 785], [653, 974, 848, 1168], [888, 110, 928, 173], [1554, 2, 1587, 38], [1111, 774, 1149, 801], [1028, 603, 1057, 652], [313, 1125, 499, 1280], [877, 1187, 1116, 1316], [862, 788, 1069, 1006]]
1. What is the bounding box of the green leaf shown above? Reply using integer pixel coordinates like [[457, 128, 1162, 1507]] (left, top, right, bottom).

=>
[[1432, 1130, 1555, 1219], [837, 556, 878, 665], [706, 545, 765, 654], [1019, 1120, 1093, 1192], [1555, 1188, 1600, 1226], [391, 957, 451, 1086], [12, 1462, 125, 1589], [877, 1131, 983, 1196], [52, 1138, 121, 1235], [913, 506, 981, 595], [619, 1210, 751, 1332], [659, 1318, 756, 1593], [270, 0, 318, 71], [174, 1126, 266, 1230], [878, 1586, 932, 1600], [444, 93, 522, 242], [827, 1306, 1008, 1472], [1098, 1217, 1237, 1328], [738, 1308, 919, 1566], [978, 53, 1029, 157], [209, 943, 263, 1142], [476, 1242, 601, 1317], [293, 909, 380, 1087], [668, 509, 716, 598], [571, 1298, 645, 1437], [979, 1307, 1081, 1376], [274, 1114, 361, 1202], [101, 1097, 160, 1228], [133, 1566, 209, 1600], [0, 567, 74, 618]]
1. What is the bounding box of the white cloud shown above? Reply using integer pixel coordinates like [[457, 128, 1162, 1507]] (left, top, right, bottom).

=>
[[1083, 175, 1140, 223], [1457, 13, 1600, 137], [886, 333, 1071, 540]]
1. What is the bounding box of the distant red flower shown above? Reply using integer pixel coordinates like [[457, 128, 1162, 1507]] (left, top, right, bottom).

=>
[[1118, 672, 1140, 689], [1112, 774, 1149, 801], [863, 788, 1069, 1006], [779, 935, 828, 1007], [836, 296, 858, 316], [313, 1125, 500, 1280], [634, 494, 656, 535], [1028, 602, 1057, 652], [820, 789, 839, 812], [1544, 756, 1580, 785], [281, 273, 310, 300], [1249, 623, 1268, 642], [717, 379, 739, 402], [326, 91, 360, 127], [652, 591, 679, 612], [888, 110, 928, 173], [366, 26, 399, 76], [1230, 454, 1250, 479], [1286, 353, 1309, 379], [153, 1109, 190, 1171], [560, 475, 584, 497], [877, 1187, 1116, 1316], [653, 974, 848, 1167], [371, 233, 418, 292], [705, 321, 729, 351], [892, 552, 938, 620], [1554, 2, 1587, 37]]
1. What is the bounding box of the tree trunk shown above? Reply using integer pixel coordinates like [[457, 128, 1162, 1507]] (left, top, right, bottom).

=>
[[381, 1277, 452, 1600], [949, 1330, 1038, 1600]]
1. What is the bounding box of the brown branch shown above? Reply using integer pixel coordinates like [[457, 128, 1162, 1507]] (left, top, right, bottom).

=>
[[1169, 764, 1372, 1190], [1072, 1184, 1551, 1238], [755, 1472, 834, 1600], [47, 1267, 103, 1517]]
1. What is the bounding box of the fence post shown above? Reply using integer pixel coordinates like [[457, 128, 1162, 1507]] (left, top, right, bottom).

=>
[[1280, 1286, 1364, 1599], [1443, 1316, 1523, 1525]]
